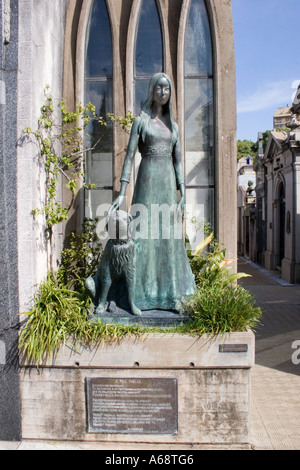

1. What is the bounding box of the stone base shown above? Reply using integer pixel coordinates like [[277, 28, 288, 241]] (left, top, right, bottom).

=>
[[281, 257, 300, 284], [0, 328, 21, 441], [89, 302, 189, 327], [264, 250, 277, 271], [20, 332, 254, 448]]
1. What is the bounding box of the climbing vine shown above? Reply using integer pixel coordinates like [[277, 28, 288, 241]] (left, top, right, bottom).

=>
[[22, 85, 134, 279]]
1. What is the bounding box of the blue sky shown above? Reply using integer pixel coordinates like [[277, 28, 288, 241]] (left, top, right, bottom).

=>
[[231, 0, 300, 142]]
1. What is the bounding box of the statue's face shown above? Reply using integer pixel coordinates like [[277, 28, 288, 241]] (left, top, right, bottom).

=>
[[153, 76, 170, 107]]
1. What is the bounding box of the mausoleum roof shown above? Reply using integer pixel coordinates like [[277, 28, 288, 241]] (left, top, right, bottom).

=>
[[271, 130, 288, 142], [292, 84, 300, 114], [274, 106, 291, 118]]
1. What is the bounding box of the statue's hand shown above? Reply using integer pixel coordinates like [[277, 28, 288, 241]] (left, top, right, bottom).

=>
[[108, 195, 125, 217]]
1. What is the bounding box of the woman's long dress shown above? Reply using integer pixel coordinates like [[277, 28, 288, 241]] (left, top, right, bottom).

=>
[[130, 119, 196, 311]]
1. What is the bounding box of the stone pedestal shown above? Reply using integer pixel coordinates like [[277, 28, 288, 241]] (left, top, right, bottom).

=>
[[20, 332, 254, 449], [90, 303, 190, 327]]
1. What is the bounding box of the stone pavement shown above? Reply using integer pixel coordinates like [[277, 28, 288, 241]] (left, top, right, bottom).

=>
[[1, 258, 300, 450], [238, 257, 300, 450]]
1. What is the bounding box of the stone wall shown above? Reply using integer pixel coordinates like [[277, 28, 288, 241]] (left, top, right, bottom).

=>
[[17, 0, 68, 312], [20, 333, 254, 448]]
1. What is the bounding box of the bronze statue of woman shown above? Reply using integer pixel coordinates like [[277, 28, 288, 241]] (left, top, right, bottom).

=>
[[109, 73, 196, 311]]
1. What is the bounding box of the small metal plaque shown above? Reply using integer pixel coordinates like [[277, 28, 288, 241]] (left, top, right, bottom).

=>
[[86, 377, 178, 434], [219, 344, 248, 353]]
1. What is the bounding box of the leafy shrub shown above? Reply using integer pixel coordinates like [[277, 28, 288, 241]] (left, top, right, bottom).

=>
[[56, 218, 103, 292], [180, 282, 261, 335], [19, 274, 145, 366], [180, 233, 262, 334]]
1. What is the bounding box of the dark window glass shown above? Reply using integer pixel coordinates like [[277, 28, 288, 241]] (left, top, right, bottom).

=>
[[85, 0, 113, 78], [185, 79, 213, 153], [184, 0, 214, 243], [134, 0, 163, 114], [85, 81, 113, 154], [185, 0, 212, 77], [85, 0, 113, 219]]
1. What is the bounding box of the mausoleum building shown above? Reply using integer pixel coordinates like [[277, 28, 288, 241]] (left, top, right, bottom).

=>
[[254, 124, 300, 284], [0, 0, 237, 441]]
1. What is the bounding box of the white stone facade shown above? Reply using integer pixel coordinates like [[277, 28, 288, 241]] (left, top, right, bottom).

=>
[[17, 0, 67, 311], [257, 129, 300, 283]]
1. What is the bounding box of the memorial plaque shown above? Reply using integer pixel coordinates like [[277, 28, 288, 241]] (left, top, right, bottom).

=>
[[86, 377, 178, 434], [219, 344, 248, 353]]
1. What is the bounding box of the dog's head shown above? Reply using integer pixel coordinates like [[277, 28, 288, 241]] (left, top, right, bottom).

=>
[[106, 210, 134, 241]]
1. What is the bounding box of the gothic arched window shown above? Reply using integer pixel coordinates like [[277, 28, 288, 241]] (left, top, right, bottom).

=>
[[134, 0, 163, 114], [184, 0, 214, 243], [84, 0, 113, 218]]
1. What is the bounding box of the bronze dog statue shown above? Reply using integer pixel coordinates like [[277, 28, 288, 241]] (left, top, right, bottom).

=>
[[85, 210, 141, 316]]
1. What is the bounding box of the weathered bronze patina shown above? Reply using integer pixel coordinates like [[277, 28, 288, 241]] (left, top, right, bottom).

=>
[[87, 73, 195, 316]]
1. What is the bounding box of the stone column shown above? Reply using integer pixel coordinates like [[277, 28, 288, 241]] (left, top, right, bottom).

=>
[[292, 158, 300, 282], [207, 0, 237, 267], [281, 162, 295, 283], [264, 171, 275, 270], [0, 0, 21, 441]]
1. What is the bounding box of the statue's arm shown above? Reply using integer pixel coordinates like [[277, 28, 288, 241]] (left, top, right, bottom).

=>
[[109, 118, 140, 213]]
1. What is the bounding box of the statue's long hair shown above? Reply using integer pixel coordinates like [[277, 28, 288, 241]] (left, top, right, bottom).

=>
[[137, 73, 178, 151]]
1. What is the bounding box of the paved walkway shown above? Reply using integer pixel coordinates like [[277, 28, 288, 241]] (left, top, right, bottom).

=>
[[1, 259, 300, 450], [238, 258, 300, 450]]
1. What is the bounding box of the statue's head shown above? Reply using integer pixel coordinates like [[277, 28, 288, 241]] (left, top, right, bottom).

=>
[[143, 73, 173, 115], [138, 73, 178, 147], [106, 210, 134, 241]]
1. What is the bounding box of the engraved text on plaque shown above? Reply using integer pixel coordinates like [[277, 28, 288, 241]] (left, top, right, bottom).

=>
[[86, 377, 178, 434]]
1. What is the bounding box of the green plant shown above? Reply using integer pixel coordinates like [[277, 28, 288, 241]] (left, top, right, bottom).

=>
[[56, 217, 103, 292], [22, 86, 99, 278], [106, 111, 135, 131], [180, 282, 261, 335], [18, 274, 88, 365], [188, 232, 250, 287], [237, 139, 257, 161], [18, 274, 146, 366], [180, 233, 262, 334]]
